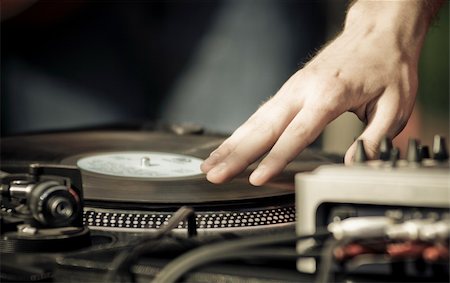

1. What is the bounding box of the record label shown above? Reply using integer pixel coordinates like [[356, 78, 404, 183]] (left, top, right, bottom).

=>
[[77, 152, 204, 179]]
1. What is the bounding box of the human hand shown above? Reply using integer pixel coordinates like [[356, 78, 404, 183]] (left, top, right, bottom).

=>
[[201, 0, 441, 186]]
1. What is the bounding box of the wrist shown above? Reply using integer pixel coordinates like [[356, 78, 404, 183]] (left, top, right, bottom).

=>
[[343, 0, 439, 59]]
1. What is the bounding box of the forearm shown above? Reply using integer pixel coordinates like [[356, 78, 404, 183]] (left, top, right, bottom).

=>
[[344, 0, 445, 59], [348, 0, 444, 20]]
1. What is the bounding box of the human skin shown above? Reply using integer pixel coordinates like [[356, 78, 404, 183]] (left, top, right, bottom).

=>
[[201, 0, 445, 186]]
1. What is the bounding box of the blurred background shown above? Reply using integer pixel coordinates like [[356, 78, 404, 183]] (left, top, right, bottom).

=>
[[1, 0, 326, 135], [1, 0, 448, 157]]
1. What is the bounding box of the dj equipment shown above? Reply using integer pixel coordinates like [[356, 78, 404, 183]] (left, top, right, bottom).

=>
[[0, 130, 338, 282], [0, 130, 338, 235], [1, 130, 448, 282], [1, 164, 91, 254], [296, 136, 450, 280]]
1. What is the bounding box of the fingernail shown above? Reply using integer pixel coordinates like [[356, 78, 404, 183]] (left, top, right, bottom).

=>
[[204, 151, 221, 165], [209, 162, 227, 176], [249, 166, 266, 186]]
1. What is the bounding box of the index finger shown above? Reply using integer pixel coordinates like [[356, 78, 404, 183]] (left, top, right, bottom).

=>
[[249, 102, 343, 186], [203, 97, 301, 183]]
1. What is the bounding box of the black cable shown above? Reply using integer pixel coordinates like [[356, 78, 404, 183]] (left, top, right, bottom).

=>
[[152, 206, 197, 239], [152, 230, 330, 283], [176, 246, 320, 262], [234, 247, 317, 259], [104, 206, 196, 283]]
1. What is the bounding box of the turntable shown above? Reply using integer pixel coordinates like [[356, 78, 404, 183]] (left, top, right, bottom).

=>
[[0, 130, 340, 234], [1, 131, 449, 283]]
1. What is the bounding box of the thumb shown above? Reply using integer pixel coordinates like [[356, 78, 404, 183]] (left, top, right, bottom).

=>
[[344, 102, 408, 164]]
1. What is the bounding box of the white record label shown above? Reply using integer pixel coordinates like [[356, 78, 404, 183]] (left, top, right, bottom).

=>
[[77, 152, 204, 179]]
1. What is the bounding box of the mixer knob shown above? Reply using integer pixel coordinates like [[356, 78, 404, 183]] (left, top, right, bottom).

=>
[[419, 145, 430, 159], [390, 148, 400, 166], [379, 136, 393, 161], [354, 139, 368, 163], [432, 135, 449, 161], [407, 138, 421, 163]]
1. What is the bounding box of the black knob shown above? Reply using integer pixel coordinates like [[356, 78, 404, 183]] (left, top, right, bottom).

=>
[[390, 147, 400, 166], [354, 139, 368, 163], [407, 138, 421, 163], [419, 145, 430, 159], [433, 135, 449, 161], [379, 136, 393, 161], [29, 181, 79, 227], [48, 196, 75, 220]]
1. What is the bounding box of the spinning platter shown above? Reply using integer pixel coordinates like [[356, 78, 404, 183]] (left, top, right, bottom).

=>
[[1, 130, 339, 232]]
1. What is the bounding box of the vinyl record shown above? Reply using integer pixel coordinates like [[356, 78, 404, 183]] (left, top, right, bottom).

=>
[[0, 131, 338, 205]]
